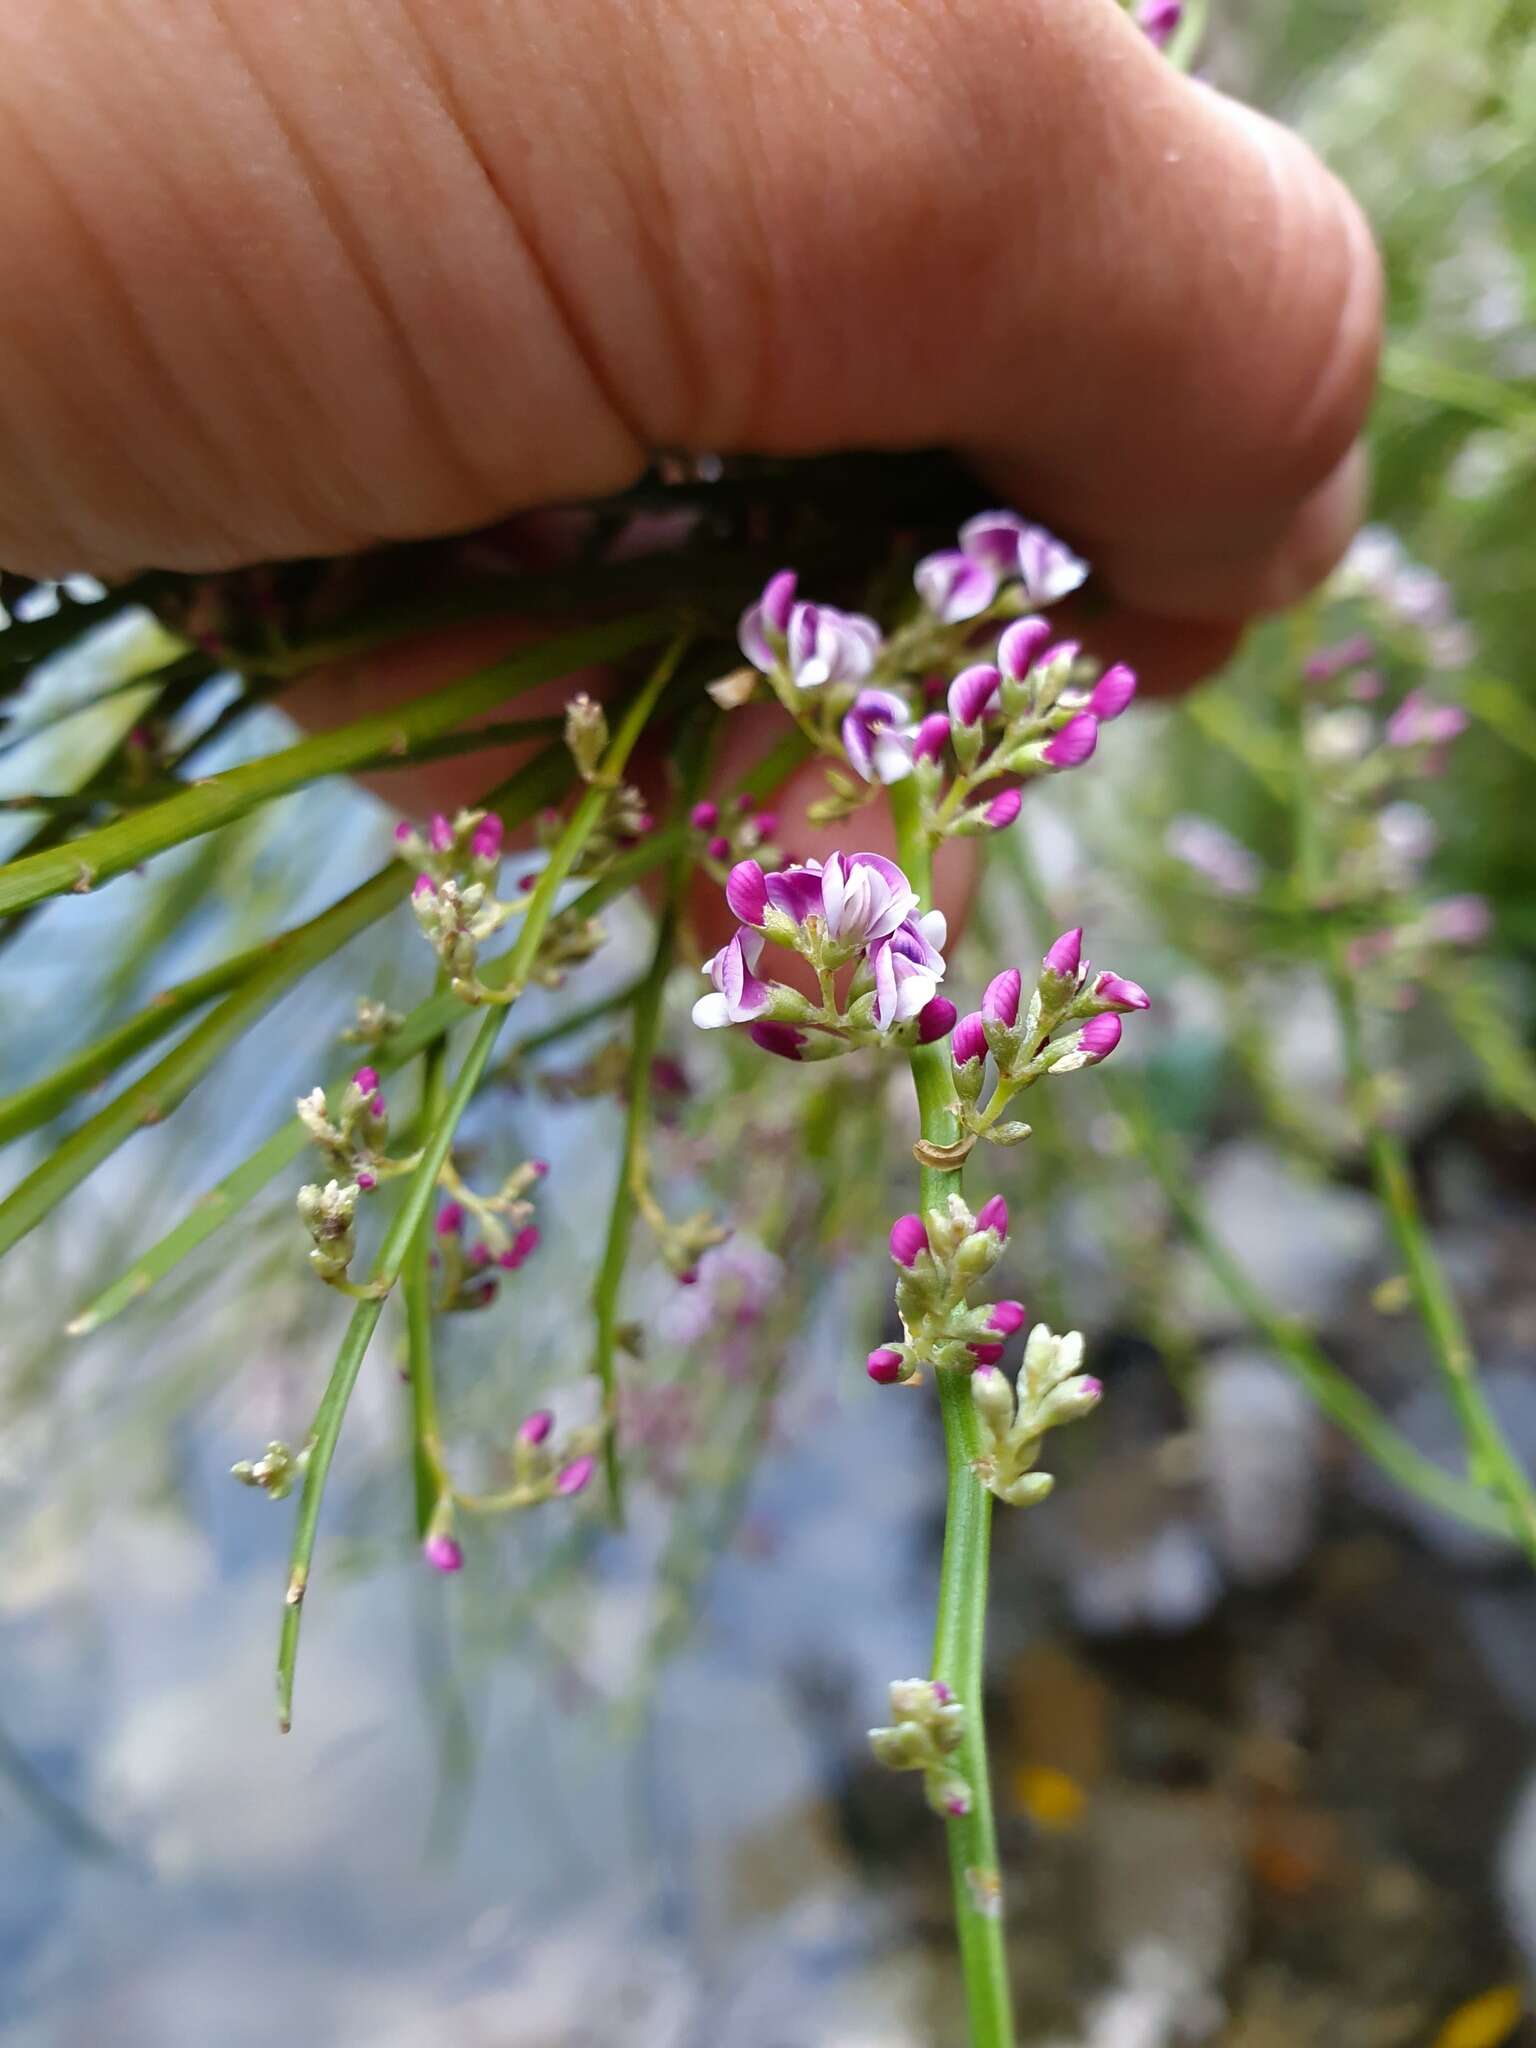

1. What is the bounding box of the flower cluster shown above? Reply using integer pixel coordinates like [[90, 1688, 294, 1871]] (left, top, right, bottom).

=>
[[730, 512, 1136, 843], [231, 1440, 305, 1501], [971, 1325, 1103, 1507], [422, 1406, 598, 1572], [432, 1157, 547, 1311], [952, 927, 1150, 1144], [399, 806, 515, 1003], [868, 1679, 971, 1819], [689, 793, 780, 876], [693, 850, 954, 1055], [867, 1192, 1019, 1384], [296, 1066, 409, 1194]]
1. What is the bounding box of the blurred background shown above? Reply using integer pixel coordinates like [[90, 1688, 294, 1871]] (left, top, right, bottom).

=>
[[4, 2, 1536, 2043]]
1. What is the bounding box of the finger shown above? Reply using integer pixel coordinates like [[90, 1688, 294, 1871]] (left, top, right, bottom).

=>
[[2, 0, 1376, 628]]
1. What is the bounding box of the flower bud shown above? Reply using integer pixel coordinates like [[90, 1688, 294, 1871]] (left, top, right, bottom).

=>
[[436, 1202, 465, 1236], [564, 692, 609, 780], [971, 1364, 1016, 1435], [948, 663, 1001, 728], [725, 859, 769, 927], [555, 1455, 595, 1497], [983, 788, 1022, 830], [913, 712, 951, 764], [928, 1774, 973, 1820], [867, 1347, 905, 1385], [470, 814, 504, 863], [998, 615, 1052, 683], [975, 1195, 1009, 1240], [690, 800, 719, 832], [889, 1214, 930, 1267], [518, 1409, 554, 1446], [1078, 1014, 1122, 1063], [916, 996, 957, 1044], [1086, 663, 1137, 721], [1042, 928, 1082, 981], [952, 1012, 988, 1067], [1042, 713, 1099, 768], [983, 967, 1022, 1027], [424, 1529, 464, 1573], [988, 1299, 1027, 1335], [1090, 971, 1150, 1013]]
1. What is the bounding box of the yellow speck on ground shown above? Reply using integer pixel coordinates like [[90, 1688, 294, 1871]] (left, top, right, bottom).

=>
[[1012, 1764, 1086, 1833], [1432, 1984, 1524, 2048]]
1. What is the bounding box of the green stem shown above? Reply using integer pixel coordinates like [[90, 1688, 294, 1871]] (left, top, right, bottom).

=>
[[276, 633, 686, 1728], [406, 1034, 450, 1535], [0, 611, 669, 917], [890, 777, 1014, 2048], [590, 718, 713, 1522], [1326, 942, 1536, 1559]]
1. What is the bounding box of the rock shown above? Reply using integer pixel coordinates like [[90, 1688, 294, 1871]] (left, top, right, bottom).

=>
[[1198, 1349, 1323, 1586]]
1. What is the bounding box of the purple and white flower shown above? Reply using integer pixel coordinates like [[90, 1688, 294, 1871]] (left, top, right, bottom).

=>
[[842, 688, 919, 784], [693, 929, 773, 1029], [738, 573, 882, 689], [871, 909, 949, 1029], [915, 549, 998, 624], [959, 512, 1087, 607]]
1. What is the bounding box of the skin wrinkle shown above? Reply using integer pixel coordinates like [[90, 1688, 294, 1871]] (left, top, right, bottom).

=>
[[205, 0, 503, 534]]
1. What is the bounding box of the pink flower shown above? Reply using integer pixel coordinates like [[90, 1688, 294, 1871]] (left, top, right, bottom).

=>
[[764, 860, 828, 927], [1137, 0, 1183, 48], [983, 788, 1022, 830], [1386, 691, 1469, 748], [470, 814, 504, 861], [867, 1347, 905, 1385], [393, 820, 413, 843], [959, 509, 1032, 577], [352, 1067, 381, 1096], [753, 809, 779, 839], [424, 1532, 464, 1573], [355, 1170, 377, 1192], [784, 601, 882, 691], [912, 712, 952, 764], [871, 910, 949, 1029], [983, 966, 1022, 1026], [555, 1456, 595, 1497], [1092, 971, 1151, 1012], [890, 1214, 930, 1267], [1424, 894, 1491, 946], [1078, 1014, 1123, 1064], [693, 929, 773, 1029], [1015, 523, 1089, 608], [725, 858, 770, 927], [435, 1203, 465, 1237], [428, 814, 455, 853], [988, 1300, 1027, 1334], [952, 1012, 988, 1066], [412, 874, 436, 900], [998, 616, 1052, 683], [1042, 714, 1099, 767], [1086, 664, 1137, 722], [749, 1020, 808, 1060], [737, 569, 797, 670], [969, 1343, 1006, 1366], [518, 1410, 554, 1446], [498, 1224, 541, 1269], [842, 688, 917, 784], [915, 548, 998, 624], [820, 852, 920, 948], [707, 835, 731, 861], [690, 800, 719, 832], [1043, 928, 1083, 980], [948, 663, 1001, 727], [976, 1195, 1009, 1239], [917, 995, 958, 1044]]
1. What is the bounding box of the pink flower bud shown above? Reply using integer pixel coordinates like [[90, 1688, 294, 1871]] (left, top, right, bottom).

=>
[[690, 800, 720, 832], [530, 1158, 550, 1177], [952, 1012, 988, 1066], [725, 858, 769, 927], [470, 814, 504, 861], [1078, 1014, 1123, 1063], [435, 1203, 464, 1237], [988, 1299, 1027, 1334], [983, 967, 1022, 1026], [753, 809, 779, 839], [917, 996, 958, 1044], [428, 814, 455, 852], [913, 712, 952, 764], [998, 616, 1052, 683], [470, 1243, 493, 1269], [983, 789, 1022, 830], [1092, 971, 1151, 1012], [1086, 663, 1137, 721], [867, 1348, 904, 1385], [555, 1455, 595, 1497], [948, 663, 1001, 727], [393, 820, 413, 842], [1042, 713, 1099, 767], [499, 1223, 541, 1269], [1080, 1376, 1104, 1402], [932, 1681, 952, 1703], [355, 1171, 377, 1192], [412, 874, 436, 900], [424, 1532, 464, 1573], [945, 1793, 970, 1818], [1043, 927, 1083, 980], [748, 1020, 806, 1061], [976, 1195, 1009, 1239], [519, 873, 537, 892], [677, 1268, 699, 1286], [1302, 632, 1373, 683], [517, 1409, 554, 1447], [969, 1342, 1006, 1365], [352, 1067, 380, 1096], [1137, 0, 1183, 49], [890, 1214, 930, 1267], [706, 835, 730, 861]]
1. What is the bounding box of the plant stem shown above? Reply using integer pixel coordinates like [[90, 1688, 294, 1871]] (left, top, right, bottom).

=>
[[0, 610, 670, 917], [276, 634, 686, 1728], [1325, 941, 1536, 1560], [890, 777, 1014, 2048], [406, 1033, 450, 1535]]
